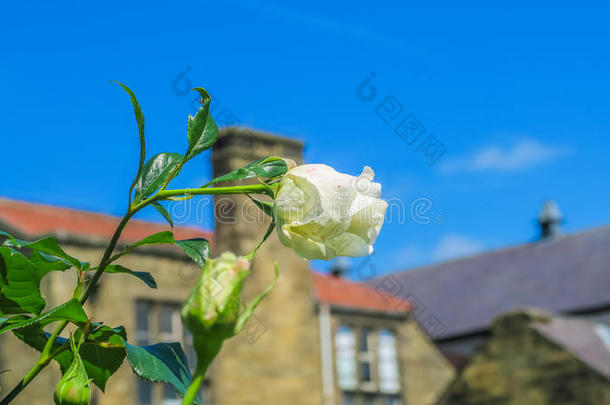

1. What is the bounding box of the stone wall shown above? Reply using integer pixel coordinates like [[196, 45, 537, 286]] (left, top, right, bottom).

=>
[[437, 310, 610, 405]]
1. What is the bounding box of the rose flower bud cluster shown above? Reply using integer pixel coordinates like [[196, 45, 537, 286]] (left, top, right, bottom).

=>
[[273, 164, 388, 260]]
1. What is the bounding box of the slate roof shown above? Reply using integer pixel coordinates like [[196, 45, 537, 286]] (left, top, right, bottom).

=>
[[533, 315, 610, 380], [370, 226, 610, 339], [312, 272, 412, 314], [0, 197, 213, 244]]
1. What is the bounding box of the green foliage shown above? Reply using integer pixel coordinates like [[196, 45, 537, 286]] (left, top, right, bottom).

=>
[[0, 84, 285, 405], [185, 88, 218, 162], [0, 299, 87, 335], [30, 252, 72, 279], [25, 237, 83, 269], [0, 247, 46, 315], [112, 82, 146, 197], [132, 231, 176, 247], [151, 202, 174, 227], [175, 239, 210, 267], [122, 340, 201, 404], [102, 265, 157, 289], [204, 157, 289, 187], [134, 152, 184, 203]]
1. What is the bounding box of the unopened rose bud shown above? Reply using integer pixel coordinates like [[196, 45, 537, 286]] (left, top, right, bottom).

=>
[[282, 158, 297, 171], [181, 252, 251, 340], [54, 341, 91, 405]]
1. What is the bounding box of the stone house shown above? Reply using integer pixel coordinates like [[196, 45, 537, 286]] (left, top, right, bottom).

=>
[[370, 202, 610, 370], [0, 128, 454, 405], [437, 308, 610, 405]]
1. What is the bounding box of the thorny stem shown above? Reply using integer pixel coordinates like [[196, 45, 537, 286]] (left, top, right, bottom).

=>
[[1, 183, 268, 404]]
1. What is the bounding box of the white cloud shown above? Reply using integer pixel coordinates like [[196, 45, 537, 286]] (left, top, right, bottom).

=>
[[432, 234, 483, 262], [440, 139, 570, 173]]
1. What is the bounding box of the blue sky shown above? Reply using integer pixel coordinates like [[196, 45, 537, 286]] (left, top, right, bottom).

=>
[[1, 0, 609, 278]]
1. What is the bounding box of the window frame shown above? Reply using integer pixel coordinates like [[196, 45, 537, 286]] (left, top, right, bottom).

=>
[[333, 318, 404, 405]]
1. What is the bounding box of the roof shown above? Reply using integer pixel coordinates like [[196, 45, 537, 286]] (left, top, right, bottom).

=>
[[369, 226, 610, 339], [532, 315, 610, 380], [0, 197, 212, 244], [312, 272, 412, 314]]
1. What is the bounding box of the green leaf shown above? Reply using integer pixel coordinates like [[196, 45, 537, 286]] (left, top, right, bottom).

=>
[[25, 237, 81, 268], [132, 231, 176, 248], [176, 238, 210, 267], [15, 323, 127, 391], [0, 247, 45, 315], [134, 152, 184, 202], [122, 339, 201, 404], [113, 81, 146, 190], [0, 299, 87, 334], [30, 251, 71, 279], [235, 263, 279, 333], [247, 195, 274, 217], [185, 88, 218, 161], [103, 265, 157, 289], [152, 202, 174, 228], [0, 252, 6, 284], [204, 157, 289, 187], [0, 230, 19, 248]]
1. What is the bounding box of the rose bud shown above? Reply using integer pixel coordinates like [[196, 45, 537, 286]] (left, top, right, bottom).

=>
[[54, 339, 91, 405], [181, 253, 278, 372], [181, 252, 251, 340]]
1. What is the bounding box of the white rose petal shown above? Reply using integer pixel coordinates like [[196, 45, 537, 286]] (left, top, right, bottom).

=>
[[273, 163, 388, 261]]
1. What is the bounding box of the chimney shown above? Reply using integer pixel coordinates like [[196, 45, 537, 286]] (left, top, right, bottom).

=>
[[330, 257, 350, 278], [210, 127, 324, 404], [538, 200, 562, 240]]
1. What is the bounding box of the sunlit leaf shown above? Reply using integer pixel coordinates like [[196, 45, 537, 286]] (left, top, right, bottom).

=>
[[184, 88, 218, 162], [204, 157, 288, 187], [0, 299, 87, 334], [132, 231, 176, 248], [25, 237, 81, 268], [176, 238, 210, 267], [112, 81, 146, 197], [134, 152, 184, 202]]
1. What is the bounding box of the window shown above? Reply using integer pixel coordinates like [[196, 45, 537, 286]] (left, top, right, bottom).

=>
[[378, 330, 400, 393], [135, 301, 211, 405], [335, 326, 403, 405], [336, 326, 357, 390]]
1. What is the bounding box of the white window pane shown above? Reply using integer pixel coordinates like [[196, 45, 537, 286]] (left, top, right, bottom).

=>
[[378, 330, 400, 393], [336, 326, 357, 389]]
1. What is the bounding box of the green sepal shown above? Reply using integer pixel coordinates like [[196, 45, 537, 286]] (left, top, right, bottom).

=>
[[234, 263, 279, 334]]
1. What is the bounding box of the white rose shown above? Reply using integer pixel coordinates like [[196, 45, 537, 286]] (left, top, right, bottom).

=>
[[273, 164, 388, 260]]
